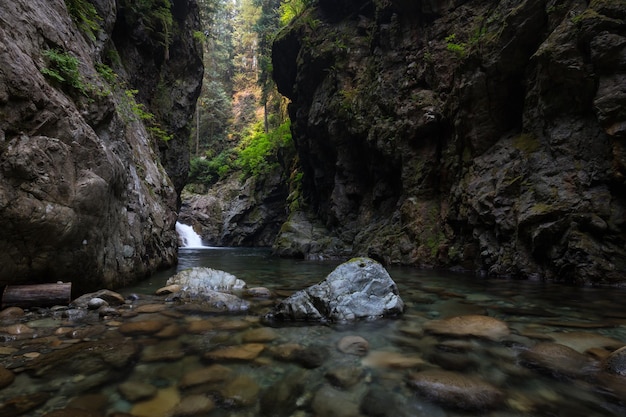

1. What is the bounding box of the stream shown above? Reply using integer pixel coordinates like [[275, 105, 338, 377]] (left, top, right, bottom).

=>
[[1, 246, 625, 417]]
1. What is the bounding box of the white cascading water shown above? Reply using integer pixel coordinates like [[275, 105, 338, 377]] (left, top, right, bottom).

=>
[[175, 222, 206, 248]]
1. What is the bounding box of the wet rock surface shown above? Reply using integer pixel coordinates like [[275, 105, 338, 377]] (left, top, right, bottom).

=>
[[0, 256, 625, 417], [0, 0, 202, 291], [267, 257, 404, 321], [270, 0, 626, 285]]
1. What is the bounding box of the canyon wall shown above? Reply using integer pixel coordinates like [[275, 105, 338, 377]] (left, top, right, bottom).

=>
[[0, 0, 202, 292], [272, 0, 626, 285]]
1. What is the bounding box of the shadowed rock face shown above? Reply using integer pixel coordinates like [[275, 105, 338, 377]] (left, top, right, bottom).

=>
[[272, 0, 626, 284], [0, 0, 202, 291]]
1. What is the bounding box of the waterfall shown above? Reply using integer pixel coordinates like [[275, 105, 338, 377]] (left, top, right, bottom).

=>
[[175, 222, 206, 248]]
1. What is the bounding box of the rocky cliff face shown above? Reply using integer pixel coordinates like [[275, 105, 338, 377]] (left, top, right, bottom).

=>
[[178, 168, 290, 247], [272, 0, 626, 285], [0, 0, 202, 292]]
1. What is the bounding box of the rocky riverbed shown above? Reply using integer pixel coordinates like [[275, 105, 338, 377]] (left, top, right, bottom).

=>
[[1, 258, 626, 417]]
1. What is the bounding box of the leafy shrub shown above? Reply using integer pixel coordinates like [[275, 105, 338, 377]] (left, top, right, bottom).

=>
[[65, 0, 102, 41], [40, 48, 87, 95], [188, 150, 234, 186], [236, 119, 292, 179]]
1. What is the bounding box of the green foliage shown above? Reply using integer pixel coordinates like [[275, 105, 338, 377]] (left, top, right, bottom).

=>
[[445, 34, 466, 57], [236, 119, 292, 178], [188, 150, 234, 186], [95, 63, 117, 84], [279, 0, 316, 26], [123, 89, 172, 141], [65, 0, 102, 41], [40, 48, 87, 95]]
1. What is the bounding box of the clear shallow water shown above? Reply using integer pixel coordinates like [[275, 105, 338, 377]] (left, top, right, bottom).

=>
[[1, 247, 626, 417]]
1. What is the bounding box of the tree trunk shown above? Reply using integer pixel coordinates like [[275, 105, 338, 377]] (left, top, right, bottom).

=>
[[2, 283, 72, 308]]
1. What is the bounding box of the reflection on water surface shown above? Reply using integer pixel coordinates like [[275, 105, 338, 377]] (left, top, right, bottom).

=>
[[1, 247, 625, 417]]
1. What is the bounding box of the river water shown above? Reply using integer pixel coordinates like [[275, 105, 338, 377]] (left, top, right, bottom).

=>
[[1, 247, 626, 417]]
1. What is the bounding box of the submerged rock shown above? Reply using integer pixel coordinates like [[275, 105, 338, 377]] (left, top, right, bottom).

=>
[[166, 267, 247, 293], [423, 315, 511, 341], [164, 267, 249, 311], [603, 346, 626, 377], [267, 257, 404, 321], [520, 342, 597, 378], [407, 369, 504, 411]]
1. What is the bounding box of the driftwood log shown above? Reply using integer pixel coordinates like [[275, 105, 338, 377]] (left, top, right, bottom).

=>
[[2, 282, 72, 308]]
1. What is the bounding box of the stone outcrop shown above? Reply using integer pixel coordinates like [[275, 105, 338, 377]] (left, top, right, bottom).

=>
[[266, 257, 404, 321], [0, 0, 202, 291], [178, 168, 289, 246], [271, 0, 626, 284]]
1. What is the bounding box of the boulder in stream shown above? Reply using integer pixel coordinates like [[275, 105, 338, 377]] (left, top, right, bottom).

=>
[[162, 267, 249, 312], [266, 257, 404, 321]]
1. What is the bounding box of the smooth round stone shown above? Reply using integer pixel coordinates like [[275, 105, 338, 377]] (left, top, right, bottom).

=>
[[603, 346, 626, 376], [186, 320, 214, 334], [0, 392, 50, 416], [325, 366, 363, 389], [361, 350, 425, 369], [212, 318, 251, 331], [118, 320, 165, 335], [337, 335, 369, 356], [66, 393, 109, 412], [87, 297, 108, 310], [407, 369, 504, 411], [134, 304, 168, 313], [245, 287, 272, 298], [140, 340, 185, 362], [269, 343, 305, 361], [0, 365, 15, 389], [520, 342, 596, 378], [204, 343, 265, 361], [290, 345, 329, 369], [155, 284, 181, 295], [0, 323, 33, 335], [241, 327, 279, 343], [118, 381, 158, 402], [0, 306, 25, 319], [169, 394, 215, 416], [155, 323, 182, 339], [219, 375, 259, 407], [423, 315, 510, 340], [311, 385, 360, 417], [550, 331, 625, 353], [131, 386, 180, 417], [179, 364, 234, 388]]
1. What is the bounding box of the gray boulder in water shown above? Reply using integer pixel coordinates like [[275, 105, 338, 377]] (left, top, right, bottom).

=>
[[267, 257, 404, 321], [164, 267, 249, 311]]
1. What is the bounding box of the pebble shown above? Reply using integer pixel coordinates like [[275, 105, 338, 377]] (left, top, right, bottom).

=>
[[0, 306, 25, 319], [131, 386, 180, 417], [311, 384, 360, 417], [204, 343, 265, 361], [118, 381, 158, 402], [155, 284, 181, 295], [407, 369, 504, 410], [241, 327, 278, 343], [361, 350, 425, 369], [337, 335, 369, 356], [42, 408, 104, 417], [179, 364, 233, 388], [87, 297, 108, 310], [219, 375, 260, 407], [602, 346, 626, 376], [169, 394, 215, 416], [423, 315, 510, 340], [0, 323, 33, 335], [0, 365, 15, 388], [118, 320, 165, 335], [520, 342, 596, 378]]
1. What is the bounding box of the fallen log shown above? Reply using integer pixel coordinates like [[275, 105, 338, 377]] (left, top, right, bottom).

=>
[[2, 282, 72, 309]]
